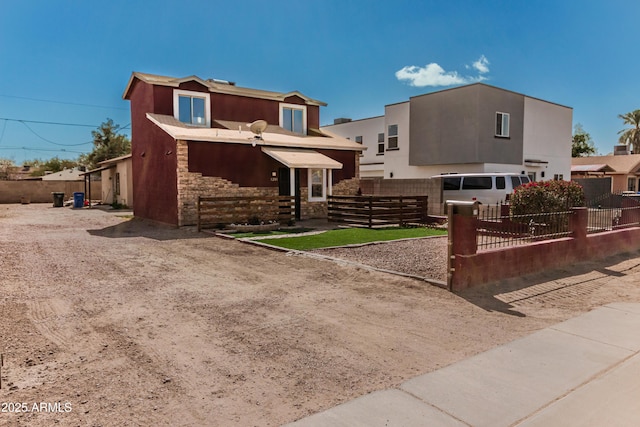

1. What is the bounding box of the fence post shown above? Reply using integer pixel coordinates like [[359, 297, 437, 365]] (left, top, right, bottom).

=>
[[197, 197, 201, 232], [422, 196, 429, 222], [399, 196, 404, 227], [571, 207, 588, 242], [368, 196, 373, 228], [447, 201, 479, 292]]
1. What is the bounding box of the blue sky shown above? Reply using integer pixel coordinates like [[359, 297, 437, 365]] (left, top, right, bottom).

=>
[[0, 0, 638, 165]]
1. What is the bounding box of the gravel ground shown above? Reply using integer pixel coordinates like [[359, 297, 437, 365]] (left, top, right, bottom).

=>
[[311, 236, 448, 283], [3, 204, 640, 426]]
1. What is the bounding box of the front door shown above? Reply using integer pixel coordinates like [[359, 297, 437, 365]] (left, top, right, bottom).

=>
[[278, 168, 301, 220]]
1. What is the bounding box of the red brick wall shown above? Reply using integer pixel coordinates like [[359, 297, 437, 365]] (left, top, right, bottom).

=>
[[450, 209, 640, 291]]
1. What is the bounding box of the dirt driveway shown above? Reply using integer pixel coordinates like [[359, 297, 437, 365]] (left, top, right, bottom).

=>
[[2, 204, 640, 426]]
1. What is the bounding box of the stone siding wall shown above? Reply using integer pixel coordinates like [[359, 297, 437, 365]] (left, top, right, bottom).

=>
[[177, 141, 362, 225]]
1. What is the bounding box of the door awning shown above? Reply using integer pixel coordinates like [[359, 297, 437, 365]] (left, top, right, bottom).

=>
[[261, 147, 343, 169]]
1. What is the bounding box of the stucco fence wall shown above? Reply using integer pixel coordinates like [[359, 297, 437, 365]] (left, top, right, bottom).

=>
[[359, 177, 443, 216], [449, 207, 640, 291], [0, 181, 101, 204]]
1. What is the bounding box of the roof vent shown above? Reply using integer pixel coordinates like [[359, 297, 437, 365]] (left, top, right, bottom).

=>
[[207, 78, 236, 86], [333, 118, 352, 125], [614, 144, 631, 155]]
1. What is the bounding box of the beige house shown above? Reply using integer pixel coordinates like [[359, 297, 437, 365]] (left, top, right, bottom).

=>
[[572, 152, 640, 193], [98, 154, 133, 207]]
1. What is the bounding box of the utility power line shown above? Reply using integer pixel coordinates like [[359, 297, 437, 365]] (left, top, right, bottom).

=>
[[0, 94, 128, 111]]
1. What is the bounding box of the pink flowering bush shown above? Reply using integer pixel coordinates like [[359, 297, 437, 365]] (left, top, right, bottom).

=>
[[510, 180, 585, 217]]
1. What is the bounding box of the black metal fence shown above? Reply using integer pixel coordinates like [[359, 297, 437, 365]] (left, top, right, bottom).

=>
[[475, 195, 640, 250], [327, 195, 428, 228], [586, 193, 640, 233], [477, 203, 573, 250]]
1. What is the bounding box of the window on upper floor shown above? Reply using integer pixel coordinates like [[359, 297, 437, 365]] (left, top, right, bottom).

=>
[[173, 89, 211, 127], [496, 112, 510, 137], [280, 103, 307, 134], [387, 125, 398, 150], [355, 136, 363, 144], [377, 133, 385, 154]]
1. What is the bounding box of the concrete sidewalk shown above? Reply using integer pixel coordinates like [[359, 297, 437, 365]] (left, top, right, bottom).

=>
[[286, 303, 640, 426]]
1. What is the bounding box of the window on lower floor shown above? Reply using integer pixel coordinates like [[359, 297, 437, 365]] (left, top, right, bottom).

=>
[[115, 172, 121, 195], [309, 168, 326, 201], [628, 177, 636, 192]]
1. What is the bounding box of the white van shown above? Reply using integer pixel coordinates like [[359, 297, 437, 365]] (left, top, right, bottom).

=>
[[432, 173, 531, 205]]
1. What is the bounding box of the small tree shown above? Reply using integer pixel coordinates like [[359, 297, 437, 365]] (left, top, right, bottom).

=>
[[0, 158, 15, 180], [85, 119, 131, 169], [572, 124, 596, 157]]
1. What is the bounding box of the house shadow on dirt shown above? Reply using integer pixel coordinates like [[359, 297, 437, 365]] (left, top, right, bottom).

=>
[[455, 249, 640, 317], [87, 217, 208, 241]]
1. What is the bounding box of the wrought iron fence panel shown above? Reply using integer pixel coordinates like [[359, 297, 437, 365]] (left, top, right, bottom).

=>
[[477, 202, 572, 250]]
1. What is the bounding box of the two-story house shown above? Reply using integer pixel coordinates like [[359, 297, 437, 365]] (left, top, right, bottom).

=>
[[123, 72, 363, 226], [323, 83, 572, 183]]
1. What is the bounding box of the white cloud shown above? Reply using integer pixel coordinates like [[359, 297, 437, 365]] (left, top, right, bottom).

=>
[[396, 55, 490, 88], [472, 55, 490, 74]]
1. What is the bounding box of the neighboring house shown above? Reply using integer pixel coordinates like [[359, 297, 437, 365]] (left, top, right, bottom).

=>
[[322, 83, 572, 182], [40, 166, 86, 181], [571, 149, 640, 193], [123, 72, 363, 226], [98, 154, 133, 207]]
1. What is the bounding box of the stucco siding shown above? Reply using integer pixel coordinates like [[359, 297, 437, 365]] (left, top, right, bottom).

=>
[[409, 84, 524, 166], [523, 96, 572, 180]]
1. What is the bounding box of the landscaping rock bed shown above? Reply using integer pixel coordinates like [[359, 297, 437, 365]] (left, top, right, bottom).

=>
[[311, 236, 448, 282]]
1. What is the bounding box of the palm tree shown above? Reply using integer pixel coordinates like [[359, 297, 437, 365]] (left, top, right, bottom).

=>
[[618, 109, 640, 152]]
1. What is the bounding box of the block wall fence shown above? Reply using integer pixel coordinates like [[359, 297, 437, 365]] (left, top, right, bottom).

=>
[[448, 207, 640, 291]]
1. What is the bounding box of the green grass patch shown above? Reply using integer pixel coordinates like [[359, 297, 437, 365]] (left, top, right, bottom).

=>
[[229, 228, 313, 239], [255, 227, 447, 250]]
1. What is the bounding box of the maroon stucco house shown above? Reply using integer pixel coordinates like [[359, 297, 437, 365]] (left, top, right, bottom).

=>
[[123, 72, 363, 226]]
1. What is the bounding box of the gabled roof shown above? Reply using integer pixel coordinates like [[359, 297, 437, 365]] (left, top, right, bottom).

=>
[[570, 164, 615, 173], [123, 72, 327, 106], [146, 113, 365, 151], [98, 153, 132, 166], [572, 154, 640, 174]]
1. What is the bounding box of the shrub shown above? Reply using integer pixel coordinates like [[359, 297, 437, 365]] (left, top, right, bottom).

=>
[[511, 180, 585, 216]]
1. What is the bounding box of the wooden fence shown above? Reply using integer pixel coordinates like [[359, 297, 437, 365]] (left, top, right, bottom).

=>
[[327, 195, 428, 228], [197, 196, 294, 231]]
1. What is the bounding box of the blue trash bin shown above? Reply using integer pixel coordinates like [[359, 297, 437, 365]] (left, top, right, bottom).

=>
[[73, 192, 84, 208]]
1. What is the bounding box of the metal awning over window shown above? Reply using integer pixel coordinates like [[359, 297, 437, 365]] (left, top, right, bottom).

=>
[[261, 147, 343, 169]]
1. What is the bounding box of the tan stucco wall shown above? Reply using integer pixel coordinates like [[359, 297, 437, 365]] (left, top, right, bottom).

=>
[[101, 159, 134, 207], [0, 181, 101, 204]]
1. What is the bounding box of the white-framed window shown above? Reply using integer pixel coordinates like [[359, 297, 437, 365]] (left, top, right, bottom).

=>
[[308, 168, 326, 201], [173, 89, 211, 127], [387, 125, 398, 149], [496, 112, 510, 137], [280, 103, 307, 134], [377, 132, 385, 154]]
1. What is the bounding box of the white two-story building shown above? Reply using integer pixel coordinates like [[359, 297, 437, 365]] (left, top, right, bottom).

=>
[[323, 83, 572, 182]]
